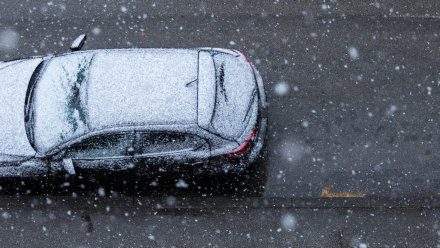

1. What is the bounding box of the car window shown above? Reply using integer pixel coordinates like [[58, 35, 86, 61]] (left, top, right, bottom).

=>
[[136, 132, 205, 155], [210, 53, 257, 140], [65, 133, 133, 159], [32, 53, 94, 153]]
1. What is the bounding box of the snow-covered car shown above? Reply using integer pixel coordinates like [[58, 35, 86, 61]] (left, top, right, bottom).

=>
[[0, 48, 267, 179]]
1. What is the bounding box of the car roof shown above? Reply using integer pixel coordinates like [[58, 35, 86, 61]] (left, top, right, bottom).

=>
[[85, 49, 200, 130], [31, 48, 242, 153]]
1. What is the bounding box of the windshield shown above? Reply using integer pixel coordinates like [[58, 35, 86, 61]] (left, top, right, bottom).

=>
[[30, 53, 94, 153]]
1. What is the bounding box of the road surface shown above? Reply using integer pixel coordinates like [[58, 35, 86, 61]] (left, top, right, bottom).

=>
[[1, 0, 440, 247]]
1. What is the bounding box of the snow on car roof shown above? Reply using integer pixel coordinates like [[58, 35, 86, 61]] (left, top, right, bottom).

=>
[[87, 49, 199, 130], [31, 49, 201, 153]]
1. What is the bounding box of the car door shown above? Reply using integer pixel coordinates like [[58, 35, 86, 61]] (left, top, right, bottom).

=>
[[0, 155, 47, 178], [60, 132, 136, 174], [133, 131, 210, 174]]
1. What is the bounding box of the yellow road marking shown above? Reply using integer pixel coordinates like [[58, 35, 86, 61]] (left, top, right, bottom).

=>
[[320, 186, 365, 198]]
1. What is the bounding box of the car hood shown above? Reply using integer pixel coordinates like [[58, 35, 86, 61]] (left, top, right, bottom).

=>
[[0, 58, 42, 158]]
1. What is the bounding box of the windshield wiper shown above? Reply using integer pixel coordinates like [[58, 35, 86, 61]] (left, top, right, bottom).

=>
[[24, 60, 46, 149]]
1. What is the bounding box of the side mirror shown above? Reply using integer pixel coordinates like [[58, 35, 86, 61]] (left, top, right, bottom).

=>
[[70, 34, 87, 51], [62, 158, 76, 175]]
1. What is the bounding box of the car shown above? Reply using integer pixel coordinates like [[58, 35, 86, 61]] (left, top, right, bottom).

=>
[[0, 47, 268, 184]]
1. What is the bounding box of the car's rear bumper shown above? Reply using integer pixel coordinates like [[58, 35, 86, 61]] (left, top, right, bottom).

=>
[[248, 63, 268, 164]]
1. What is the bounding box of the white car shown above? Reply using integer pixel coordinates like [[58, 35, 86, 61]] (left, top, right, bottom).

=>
[[0, 47, 267, 179]]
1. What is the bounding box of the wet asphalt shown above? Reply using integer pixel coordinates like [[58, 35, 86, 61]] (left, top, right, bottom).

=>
[[1, 0, 440, 247]]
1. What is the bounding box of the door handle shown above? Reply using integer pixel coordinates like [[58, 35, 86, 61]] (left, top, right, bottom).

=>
[[126, 146, 136, 156]]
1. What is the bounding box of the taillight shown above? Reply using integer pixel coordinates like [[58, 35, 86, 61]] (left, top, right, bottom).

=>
[[232, 49, 254, 73], [225, 129, 255, 159]]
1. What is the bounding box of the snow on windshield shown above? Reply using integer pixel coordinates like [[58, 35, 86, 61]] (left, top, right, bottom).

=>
[[33, 53, 94, 153]]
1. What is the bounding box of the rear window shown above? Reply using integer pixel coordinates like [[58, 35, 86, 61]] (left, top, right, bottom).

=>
[[211, 53, 257, 140]]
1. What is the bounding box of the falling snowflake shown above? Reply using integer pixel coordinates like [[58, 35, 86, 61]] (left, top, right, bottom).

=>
[[281, 213, 297, 231], [120, 6, 128, 13], [92, 27, 102, 35], [0, 28, 19, 51], [175, 179, 188, 188], [348, 46, 359, 60], [274, 81, 290, 96]]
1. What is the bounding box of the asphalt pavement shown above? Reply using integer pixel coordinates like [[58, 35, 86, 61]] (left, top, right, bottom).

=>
[[1, 0, 440, 247]]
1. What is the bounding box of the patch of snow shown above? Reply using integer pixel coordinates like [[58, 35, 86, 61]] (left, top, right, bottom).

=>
[[33, 53, 93, 152], [209, 53, 257, 140], [88, 49, 198, 130]]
